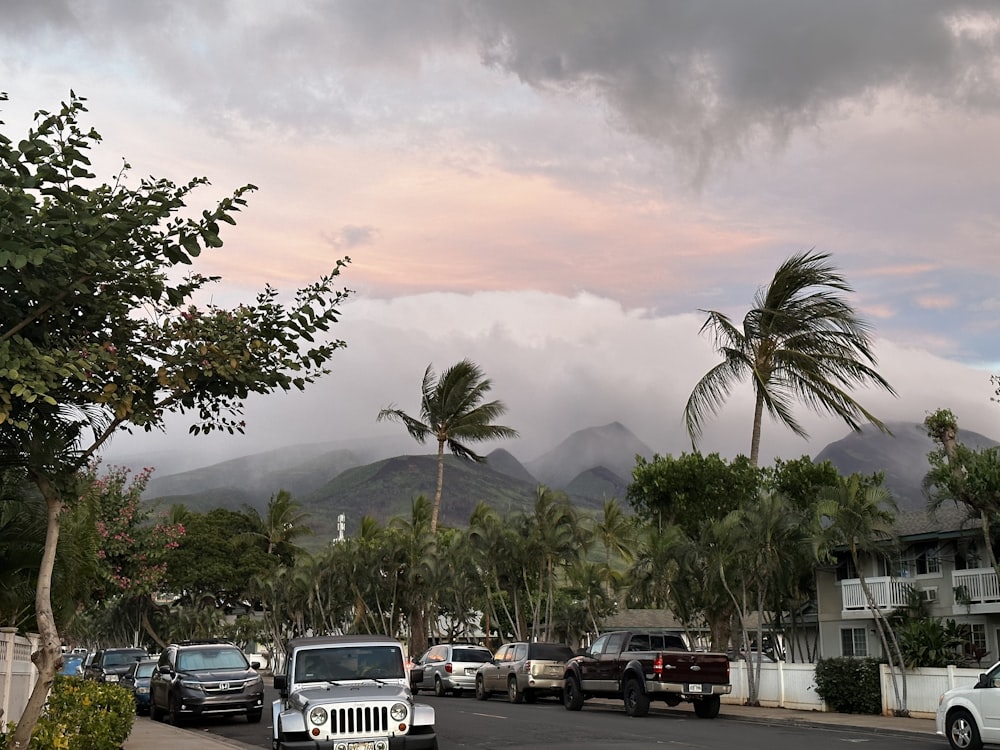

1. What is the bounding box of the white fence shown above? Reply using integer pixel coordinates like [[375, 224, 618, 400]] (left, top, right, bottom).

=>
[[724, 659, 987, 719], [0, 628, 39, 726], [880, 664, 983, 718]]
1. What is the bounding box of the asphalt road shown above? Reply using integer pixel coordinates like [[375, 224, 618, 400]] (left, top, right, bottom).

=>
[[173, 687, 945, 750]]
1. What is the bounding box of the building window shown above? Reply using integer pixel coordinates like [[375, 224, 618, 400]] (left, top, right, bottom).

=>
[[969, 624, 988, 658], [835, 553, 858, 581], [841, 628, 868, 657]]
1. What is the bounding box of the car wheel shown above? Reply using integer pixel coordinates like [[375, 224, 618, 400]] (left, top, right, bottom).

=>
[[169, 693, 185, 726], [947, 710, 983, 750], [563, 676, 583, 711], [507, 676, 524, 704], [434, 675, 447, 697], [623, 677, 650, 717], [475, 676, 490, 701], [247, 709, 263, 724], [693, 695, 721, 719], [150, 698, 165, 723]]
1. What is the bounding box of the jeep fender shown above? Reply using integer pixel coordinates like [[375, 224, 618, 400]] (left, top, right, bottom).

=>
[[276, 705, 308, 736], [412, 702, 435, 728]]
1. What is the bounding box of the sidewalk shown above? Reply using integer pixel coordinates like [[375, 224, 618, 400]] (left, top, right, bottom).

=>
[[123, 703, 937, 750]]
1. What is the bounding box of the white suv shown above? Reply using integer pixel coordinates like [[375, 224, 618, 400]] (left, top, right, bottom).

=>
[[936, 662, 1000, 750]]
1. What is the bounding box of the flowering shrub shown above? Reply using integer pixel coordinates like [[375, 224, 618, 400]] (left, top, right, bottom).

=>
[[80, 463, 184, 597], [4, 676, 136, 750]]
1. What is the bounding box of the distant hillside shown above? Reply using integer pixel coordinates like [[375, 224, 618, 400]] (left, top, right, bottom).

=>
[[145, 444, 363, 511], [814, 421, 999, 511], [299, 454, 604, 536], [525, 422, 652, 489]]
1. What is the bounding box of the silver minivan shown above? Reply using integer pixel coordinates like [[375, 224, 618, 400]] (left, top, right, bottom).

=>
[[413, 643, 492, 696]]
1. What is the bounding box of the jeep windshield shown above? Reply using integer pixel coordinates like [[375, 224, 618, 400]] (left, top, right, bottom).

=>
[[294, 645, 404, 683]]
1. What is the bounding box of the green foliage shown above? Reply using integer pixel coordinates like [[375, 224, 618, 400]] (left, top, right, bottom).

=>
[[813, 657, 882, 714], [2, 675, 135, 749], [626, 451, 760, 534], [895, 618, 970, 669], [166, 508, 276, 601]]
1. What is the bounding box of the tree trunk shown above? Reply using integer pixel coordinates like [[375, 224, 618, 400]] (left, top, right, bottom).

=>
[[749, 390, 765, 467], [431, 438, 446, 533], [11, 473, 63, 749]]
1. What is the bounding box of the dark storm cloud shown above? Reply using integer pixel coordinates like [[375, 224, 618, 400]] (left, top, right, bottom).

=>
[[10, 1, 999, 180]]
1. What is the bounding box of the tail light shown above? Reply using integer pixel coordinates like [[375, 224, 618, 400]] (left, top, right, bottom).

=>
[[445, 663, 453, 673], [521, 661, 531, 674], [653, 654, 663, 677]]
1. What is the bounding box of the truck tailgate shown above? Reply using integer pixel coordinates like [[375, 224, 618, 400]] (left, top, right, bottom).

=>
[[661, 652, 730, 685]]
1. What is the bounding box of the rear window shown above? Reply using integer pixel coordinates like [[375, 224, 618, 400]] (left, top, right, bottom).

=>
[[104, 650, 147, 667], [453, 648, 491, 663], [527, 644, 574, 661]]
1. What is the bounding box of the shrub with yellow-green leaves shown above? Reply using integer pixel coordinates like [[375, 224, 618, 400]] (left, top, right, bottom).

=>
[[1, 675, 135, 750]]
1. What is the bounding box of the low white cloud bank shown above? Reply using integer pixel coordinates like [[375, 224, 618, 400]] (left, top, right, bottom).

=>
[[103, 290, 998, 476]]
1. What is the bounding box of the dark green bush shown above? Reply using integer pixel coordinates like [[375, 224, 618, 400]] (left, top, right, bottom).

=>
[[813, 657, 882, 714], [1, 675, 135, 750]]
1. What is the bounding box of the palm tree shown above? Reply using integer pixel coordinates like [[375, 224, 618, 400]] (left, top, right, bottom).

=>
[[592, 498, 635, 599], [377, 359, 518, 532], [818, 473, 908, 716], [684, 250, 896, 466], [241, 489, 313, 560]]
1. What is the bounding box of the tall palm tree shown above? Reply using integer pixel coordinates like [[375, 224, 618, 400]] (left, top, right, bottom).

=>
[[818, 474, 908, 715], [377, 358, 518, 532], [684, 250, 896, 466], [592, 498, 635, 599]]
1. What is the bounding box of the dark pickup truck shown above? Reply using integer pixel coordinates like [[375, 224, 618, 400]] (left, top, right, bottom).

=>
[[562, 630, 731, 718]]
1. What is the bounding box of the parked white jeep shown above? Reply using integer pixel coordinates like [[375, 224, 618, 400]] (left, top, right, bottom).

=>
[[272, 635, 437, 750]]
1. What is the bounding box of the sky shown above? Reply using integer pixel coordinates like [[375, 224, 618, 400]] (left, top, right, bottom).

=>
[[3, 1, 999, 474]]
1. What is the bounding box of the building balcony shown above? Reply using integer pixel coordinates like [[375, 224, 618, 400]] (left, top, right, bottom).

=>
[[953, 567, 1000, 606], [841, 576, 912, 612]]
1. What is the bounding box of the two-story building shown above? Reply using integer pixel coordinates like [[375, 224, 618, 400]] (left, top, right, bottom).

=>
[[816, 504, 1000, 664]]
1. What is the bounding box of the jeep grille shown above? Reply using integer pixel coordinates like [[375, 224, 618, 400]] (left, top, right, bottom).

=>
[[329, 704, 391, 736]]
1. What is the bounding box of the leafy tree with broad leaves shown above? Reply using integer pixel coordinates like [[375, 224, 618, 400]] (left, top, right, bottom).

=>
[[0, 92, 350, 746], [684, 250, 896, 466], [924, 408, 1000, 575], [627, 451, 759, 535], [377, 358, 518, 533]]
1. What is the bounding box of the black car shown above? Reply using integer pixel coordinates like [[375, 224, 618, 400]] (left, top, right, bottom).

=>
[[84, 647, 149, 683], [149, 640, 264, 725]]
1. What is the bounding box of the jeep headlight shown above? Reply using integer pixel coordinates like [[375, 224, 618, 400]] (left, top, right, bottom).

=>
[[390, 702, 408, 721], [309, 706, 328, 726]]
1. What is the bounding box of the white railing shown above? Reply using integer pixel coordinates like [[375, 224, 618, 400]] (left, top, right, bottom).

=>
[[953, 568, 1000, 604], [841, 576, 912, 611], [0, 627, 39, 725]]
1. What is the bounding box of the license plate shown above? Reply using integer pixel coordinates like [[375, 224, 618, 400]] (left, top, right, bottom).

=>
[[347, 742, 377, 750], [685, 683, 703, 694], [465, 668, 476, 675]]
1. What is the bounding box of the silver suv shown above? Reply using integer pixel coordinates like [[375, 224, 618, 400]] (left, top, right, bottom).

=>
[[475, 641, 575, 703], [272, 635, 437, 750], [412, 643, 492, 697]]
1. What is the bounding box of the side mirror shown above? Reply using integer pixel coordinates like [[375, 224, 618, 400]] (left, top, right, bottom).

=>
[[977, 672, 990, 689], [274, 673, 287, 695], [251, 661, 261, 670]]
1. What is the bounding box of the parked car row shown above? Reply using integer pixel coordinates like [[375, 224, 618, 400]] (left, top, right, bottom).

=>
[[409, 641, 575, 704]]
